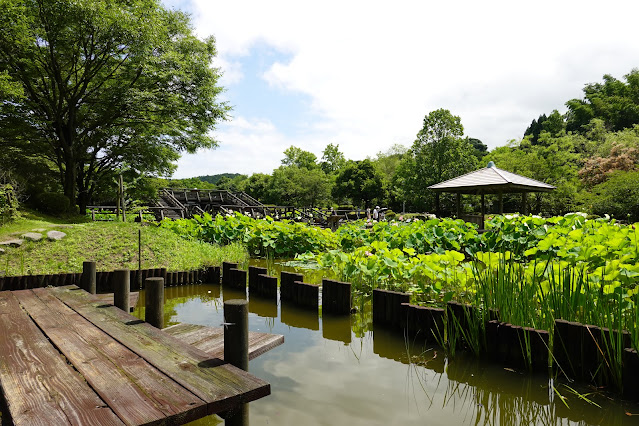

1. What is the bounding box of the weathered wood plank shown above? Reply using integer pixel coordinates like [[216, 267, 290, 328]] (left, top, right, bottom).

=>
[[163, 323, 284, 361], [95, 291, 140, 311], [21, 288, 206, 425], [0, 291, 124, 426], [50, 286, 270, 415]]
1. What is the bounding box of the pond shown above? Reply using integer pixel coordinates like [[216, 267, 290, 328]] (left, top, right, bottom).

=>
[[132, 262, 639, 426]]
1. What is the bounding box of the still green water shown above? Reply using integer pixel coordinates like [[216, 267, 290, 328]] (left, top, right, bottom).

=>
[[132, 262, 639, 426]]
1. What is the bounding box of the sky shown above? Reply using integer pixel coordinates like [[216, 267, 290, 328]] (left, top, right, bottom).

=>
[[163, 0, 639, 179]]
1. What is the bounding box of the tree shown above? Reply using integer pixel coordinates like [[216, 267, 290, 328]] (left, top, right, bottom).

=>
[[319, 143, 346, 174], [587, 170, 639, 222], [0, 0, 229, 211], [565, 70, 639, 133], [524, 110, 565, 145], [332, 159, 385, 208], [467, 137, 488, 161], [281, 146, 318, 170], [241, 173, 273, 204], [579, 143, 639, 187], [270, 166, 330, 207], [397, 109, 477, 211]]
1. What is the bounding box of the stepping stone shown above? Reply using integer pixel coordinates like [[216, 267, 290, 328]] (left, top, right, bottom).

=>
[[21, 232, 43, 242], [0, 239, 24, 247], [32, 228, 47, 232], [47, 230, 67, 241]]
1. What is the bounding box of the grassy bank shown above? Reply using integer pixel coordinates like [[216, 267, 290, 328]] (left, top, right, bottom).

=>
[[0, 212, 248, 275]]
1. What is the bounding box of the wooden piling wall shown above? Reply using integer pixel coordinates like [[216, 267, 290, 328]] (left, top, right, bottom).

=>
[[253, 274, 278, 299], [248, 266, 267, 293], [0, 266, 218, 293], [279, 271, 304, 302], [372, 289, 410, 329], [321, 279, 351, 315]]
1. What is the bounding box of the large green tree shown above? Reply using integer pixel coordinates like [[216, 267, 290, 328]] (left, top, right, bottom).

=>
[[0, 0, 229, 211], [281, 146, 318, 170], [319, 143, 346, 174], [270, 166, 330, 207], [332, 159, 385, 208], [397, 109, 477, 211]]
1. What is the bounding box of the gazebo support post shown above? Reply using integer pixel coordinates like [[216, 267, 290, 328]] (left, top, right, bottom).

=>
[[455, 193, 461, 219], [498, 192, 503, 214], [435, 193, 440, 217], [480, 193, 485, 230], [522, 192, 528, 215]]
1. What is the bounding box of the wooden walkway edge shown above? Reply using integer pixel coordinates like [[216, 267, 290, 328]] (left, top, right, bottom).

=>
[[0, 286, 271, 425], [164, 323, 284, 361]]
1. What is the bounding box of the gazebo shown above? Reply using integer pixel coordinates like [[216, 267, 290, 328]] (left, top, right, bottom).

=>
[[427, 161, 555, 229]]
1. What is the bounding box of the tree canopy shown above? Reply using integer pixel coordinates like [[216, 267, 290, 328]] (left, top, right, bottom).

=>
[[281, 146, 318, 170], [0, 0, 229, 210], [566, 69, 639, 133], [332, 159, 385, 208], [396, 109, 477, 211]]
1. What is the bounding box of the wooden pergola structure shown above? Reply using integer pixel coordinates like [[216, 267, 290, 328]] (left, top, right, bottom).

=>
[[428, 161, 555, 229]]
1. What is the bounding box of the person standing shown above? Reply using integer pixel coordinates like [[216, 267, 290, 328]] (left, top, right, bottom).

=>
[[373, 206, 379, 220]]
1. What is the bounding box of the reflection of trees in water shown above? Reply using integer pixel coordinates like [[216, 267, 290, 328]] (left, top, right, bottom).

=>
[[133, 284, 223, 327], [406, 351, 629, 426], [351, 293, 372, 338]]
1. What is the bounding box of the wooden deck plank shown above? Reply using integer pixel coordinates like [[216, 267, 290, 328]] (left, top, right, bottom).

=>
[[0, 291, 124, 426], [21, 288, 206, 425], [163, 323, 284, 361], [50, 286, 270, 415], [95, 292, 140, 311]]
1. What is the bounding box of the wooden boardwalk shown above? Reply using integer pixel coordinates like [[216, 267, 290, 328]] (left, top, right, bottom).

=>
[[95, 291, 140, 311], [0, 285, 270, 425], [165, 323, 284, 361]]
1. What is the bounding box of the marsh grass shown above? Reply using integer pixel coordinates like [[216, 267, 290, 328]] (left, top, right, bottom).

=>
[[0, 215, 248, 275]]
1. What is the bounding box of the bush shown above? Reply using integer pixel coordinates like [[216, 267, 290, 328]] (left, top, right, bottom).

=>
[[385, 210, 396, 220], [33, 192, 71, 215], [0, 184, 19, 224], [588, 170, 639, 222]]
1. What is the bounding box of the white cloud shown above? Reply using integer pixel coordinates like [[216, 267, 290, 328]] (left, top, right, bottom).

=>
[[169, 0, 639, 177], [174, 116, 331, 177]]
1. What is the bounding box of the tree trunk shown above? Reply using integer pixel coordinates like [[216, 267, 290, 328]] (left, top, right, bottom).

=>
[[63, 162, 77, 211]]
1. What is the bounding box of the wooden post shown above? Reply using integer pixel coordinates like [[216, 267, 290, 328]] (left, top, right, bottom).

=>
[[480, 193, 485, 230], [145, 277, 164, 329], [81, 261, 96, 294], [91, 209, 95, 221], [498, 192, 504, 214], [222, 262, 238, 287], [116, 189, 121, 221], [224, 299, 249, 426], [138, 229, 142, 288], [522, 192, 528, 215], [113, 269, 130, 313], [455, 193, 460, 219], [120, 174, 126, 222]]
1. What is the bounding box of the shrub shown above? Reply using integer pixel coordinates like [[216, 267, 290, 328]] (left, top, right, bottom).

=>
[[0, 184, 18, 224], [33, 192, 71, 215], [588, 170, 639, 222]]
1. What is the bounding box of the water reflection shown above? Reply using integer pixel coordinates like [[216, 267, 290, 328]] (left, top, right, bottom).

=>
[[281, 301, 319, 331], [322, 314, 351, 345], [132, 279, 639, 426], [248, 294, 277, 318]]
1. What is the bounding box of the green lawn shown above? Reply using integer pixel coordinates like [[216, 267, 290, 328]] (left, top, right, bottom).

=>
[[0, 212, 247, 276]]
